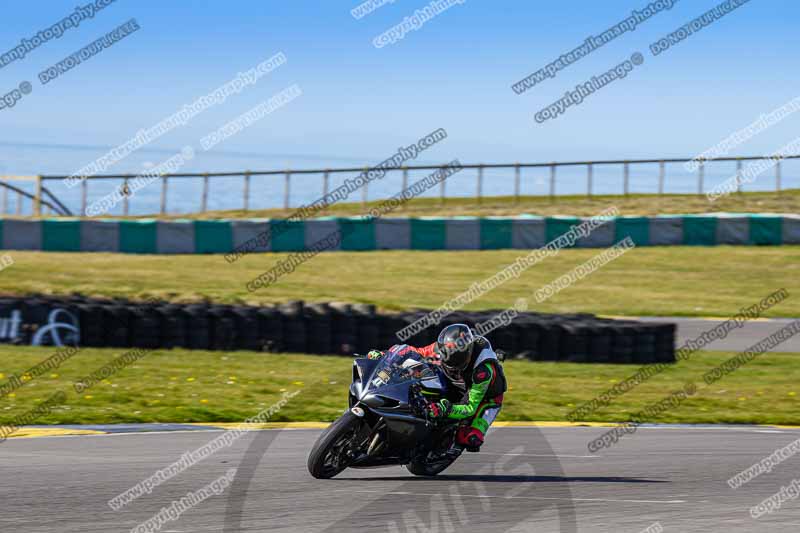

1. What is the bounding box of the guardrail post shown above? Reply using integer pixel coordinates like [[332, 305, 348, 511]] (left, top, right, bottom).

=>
[[2, 180, 7, 214], [658, 161, 665, 195], [698, 160, 704, 196], [549, 163, 556, 200], [402, 166, 408, 192], [201, 173, 209, 213], [586, 163, 593, 197], [284, 170, 291, 209], [15, 191, 21, 215], [736, 159, 743, 194], [33, 175, 42, 216], [323, 170, 330, 199], [514, 163, 521, 203], [623, 161, 629, 196], [362, 166, 369, 206], [776, 159, 782, 192], [477, 164, 484, 204], [243, 170, 251, 211], [440, 166, 446, 206], [81, 179, 88, 216], [123, 178, 130, 216], [160, 176, 168, 215]]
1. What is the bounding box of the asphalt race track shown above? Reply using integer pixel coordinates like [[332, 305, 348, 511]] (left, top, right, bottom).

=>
[[1, 317, 797, 533], [2, 425, 799, 532], [638, 317, 800, 353]]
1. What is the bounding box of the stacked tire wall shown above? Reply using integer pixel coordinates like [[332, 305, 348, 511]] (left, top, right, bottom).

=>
[[1, 296, 675, 364]]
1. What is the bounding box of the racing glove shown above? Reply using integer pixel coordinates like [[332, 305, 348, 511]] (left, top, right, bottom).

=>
[[427, 399, 452, 419], [367, 350, 384, 360]]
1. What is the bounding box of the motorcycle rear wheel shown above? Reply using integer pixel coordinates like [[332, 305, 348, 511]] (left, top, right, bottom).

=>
[[406, 449, 462, 476], [307, 411, 362, 479]]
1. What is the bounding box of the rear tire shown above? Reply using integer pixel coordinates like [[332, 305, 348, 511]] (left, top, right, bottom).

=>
[[307, 411, 362, 479], [406, 449, 462, 476]]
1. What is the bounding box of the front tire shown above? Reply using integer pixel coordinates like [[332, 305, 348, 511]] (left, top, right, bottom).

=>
[[307, 411, 362, 479]]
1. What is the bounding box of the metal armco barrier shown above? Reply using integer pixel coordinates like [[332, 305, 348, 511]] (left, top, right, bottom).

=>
[[0, 296, 676, 364]]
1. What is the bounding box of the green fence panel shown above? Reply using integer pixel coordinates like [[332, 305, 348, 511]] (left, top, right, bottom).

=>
[[410, 219, 446, 250], [749, 215, 783, 245], [615, 217, 650, 246], [545, 217, 580, 247], [119, 220, 158, 254], [480, 218, 514, 249], [339, 218, 376, 251], [14, 215, 797, 254], [42, 220, 81, 251], [270, 220, 306, 252], [194, 221, 232, 253], [682, 216, 718, 246]]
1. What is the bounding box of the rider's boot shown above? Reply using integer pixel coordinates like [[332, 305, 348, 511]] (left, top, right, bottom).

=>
[[456, 426, 484, 452]]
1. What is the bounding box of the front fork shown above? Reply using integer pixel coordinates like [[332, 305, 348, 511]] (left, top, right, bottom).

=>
[[347, 403, 385, 461]]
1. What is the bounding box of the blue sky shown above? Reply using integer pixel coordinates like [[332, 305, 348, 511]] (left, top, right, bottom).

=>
[[0, 0, 798, 203]]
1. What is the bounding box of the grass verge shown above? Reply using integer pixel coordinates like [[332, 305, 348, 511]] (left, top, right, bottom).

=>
[[13, 191, 800, 220], [0, 346, 797, 427], [1, 246, 798, 317], [131, 190, 800, 219]]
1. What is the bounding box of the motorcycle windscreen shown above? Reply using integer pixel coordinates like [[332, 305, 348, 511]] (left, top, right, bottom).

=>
[[365, 347, 437, 391]]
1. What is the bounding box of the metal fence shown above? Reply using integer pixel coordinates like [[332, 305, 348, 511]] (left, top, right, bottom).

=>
[[0, 175, 72, 216], [1, 153, 798, 216]]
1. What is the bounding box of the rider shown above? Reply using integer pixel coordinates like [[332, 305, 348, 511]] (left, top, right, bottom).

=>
[[367, 324, 507, 452]]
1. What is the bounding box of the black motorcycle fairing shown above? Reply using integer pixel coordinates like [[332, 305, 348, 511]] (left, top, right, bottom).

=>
[[309, 346, 463, 477]]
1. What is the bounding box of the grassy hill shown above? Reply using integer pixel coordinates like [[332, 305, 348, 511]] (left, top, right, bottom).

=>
[[147, 190, 800, 219], [2, 246, 798, 317]]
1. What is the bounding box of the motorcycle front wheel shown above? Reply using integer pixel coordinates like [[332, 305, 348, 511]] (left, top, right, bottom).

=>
[[307, 411, 363, 479]]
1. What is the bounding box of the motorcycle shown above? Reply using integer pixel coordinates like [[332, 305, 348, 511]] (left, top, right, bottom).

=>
[[307, 345, 463, 479]]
